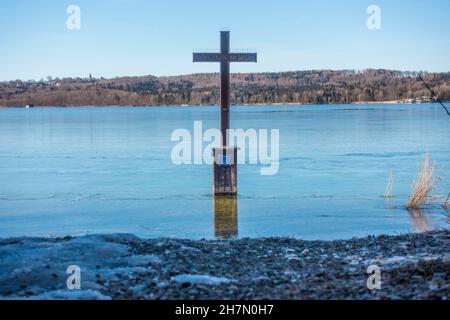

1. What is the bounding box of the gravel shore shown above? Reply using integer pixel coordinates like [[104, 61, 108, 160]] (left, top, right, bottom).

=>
[[0, 231, 448, 300]]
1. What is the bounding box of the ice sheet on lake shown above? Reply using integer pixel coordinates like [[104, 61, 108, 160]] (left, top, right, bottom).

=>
[[0, 234, 160, 299]]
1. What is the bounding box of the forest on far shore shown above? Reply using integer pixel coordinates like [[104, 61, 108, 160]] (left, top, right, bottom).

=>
[[1, 69, 449, 107]]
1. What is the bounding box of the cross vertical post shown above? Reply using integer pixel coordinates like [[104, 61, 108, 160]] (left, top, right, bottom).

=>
[[220, 31, 230, 146], [193, 31, 257, 196]]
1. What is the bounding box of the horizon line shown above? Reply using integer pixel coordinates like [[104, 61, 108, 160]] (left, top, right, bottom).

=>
[[2, 68, 450, 83]]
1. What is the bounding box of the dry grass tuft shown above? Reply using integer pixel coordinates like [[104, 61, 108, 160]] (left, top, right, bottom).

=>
[[407, 152, 438, 209], [443, 193, 450, 210], [384, 172, 394, 199]]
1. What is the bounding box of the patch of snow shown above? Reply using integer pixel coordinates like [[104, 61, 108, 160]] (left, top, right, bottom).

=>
[[156, 281, 168, 289], [345, 255, 360, 261], [301, 249, 310, 255], [23, 290, 111, 300], [349, 260, 360, 266], [127, 255, 161, 266], [383, 256, 408, 264], [363, 254, 450, 266], [129, 284, 146, 295], [113, 267, 150, 275], [171, 274, 235, 286], [398, 242, 409, 249], [285, 254, 301, 261], [180, 246, 202, 253], [253, 276, 270, 282]]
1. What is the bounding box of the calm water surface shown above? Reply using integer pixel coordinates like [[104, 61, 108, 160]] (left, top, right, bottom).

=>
[[0, 104, 449, 239]]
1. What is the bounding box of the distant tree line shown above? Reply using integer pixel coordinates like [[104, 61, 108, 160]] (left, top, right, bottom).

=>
[[0, 69, 449, 107]]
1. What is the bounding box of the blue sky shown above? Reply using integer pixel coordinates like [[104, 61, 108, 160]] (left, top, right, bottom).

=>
[[0, 0, 449, 81]]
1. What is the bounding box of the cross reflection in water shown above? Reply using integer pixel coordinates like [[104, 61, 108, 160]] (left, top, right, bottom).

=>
[[213, 196, 238, 239]]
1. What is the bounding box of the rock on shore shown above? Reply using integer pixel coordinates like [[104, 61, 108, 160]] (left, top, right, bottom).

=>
[[0, 231, 448, 300]]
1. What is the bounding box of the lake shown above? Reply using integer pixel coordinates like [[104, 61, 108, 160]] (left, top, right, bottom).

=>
[[0, 104, 449, 240]]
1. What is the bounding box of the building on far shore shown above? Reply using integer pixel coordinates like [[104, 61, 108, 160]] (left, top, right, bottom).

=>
[[400, 96, 432, 104]]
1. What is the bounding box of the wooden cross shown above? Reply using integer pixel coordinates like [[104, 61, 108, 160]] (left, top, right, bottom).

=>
[[193, 31, 257, 147]]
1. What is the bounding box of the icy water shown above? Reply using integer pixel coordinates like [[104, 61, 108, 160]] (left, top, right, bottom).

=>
[[0, 104, 449, 240]]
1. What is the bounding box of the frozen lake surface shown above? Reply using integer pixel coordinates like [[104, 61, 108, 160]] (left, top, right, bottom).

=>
[[0, 104, 448, 239]]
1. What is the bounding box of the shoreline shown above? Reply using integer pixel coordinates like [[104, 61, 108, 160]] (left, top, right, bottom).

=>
[[0, 101, 443, 109], [1, 230, 448, 300]]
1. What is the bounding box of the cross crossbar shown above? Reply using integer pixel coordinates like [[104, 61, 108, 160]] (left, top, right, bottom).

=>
[[193, 53, 257, 63], [193, 31, 257, 147]]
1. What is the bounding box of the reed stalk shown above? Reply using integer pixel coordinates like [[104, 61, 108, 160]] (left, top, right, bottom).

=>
[[384, 172, 394, 199], [407, 152, 437, 209]]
